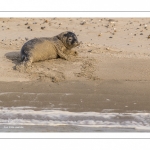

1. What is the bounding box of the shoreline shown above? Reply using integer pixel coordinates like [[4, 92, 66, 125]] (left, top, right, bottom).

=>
[[0, 80, 150, 113]]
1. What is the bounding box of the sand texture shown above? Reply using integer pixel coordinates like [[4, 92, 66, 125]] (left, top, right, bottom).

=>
[[1, 18, 150, 82]]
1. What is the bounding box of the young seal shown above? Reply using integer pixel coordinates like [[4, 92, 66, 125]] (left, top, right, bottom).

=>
[[20, 31, 80, 66]]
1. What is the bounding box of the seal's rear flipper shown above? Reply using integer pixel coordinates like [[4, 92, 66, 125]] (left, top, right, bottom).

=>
[[21, 55, 26, 61]]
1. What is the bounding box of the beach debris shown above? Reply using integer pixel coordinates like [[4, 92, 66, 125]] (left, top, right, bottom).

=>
[[140, 33, 143, 35], [41, 26, 45, 30], [59, 23, 62, 25], [106, 99, 110, 101], [113, 28, 117, 32], [106, 47, 110, 50], [105, 25, 109, 28], [110, 21, 116, 24], [108, 19, 115, 22], [109, 36, 113, 38], [88, 50, 92, 52], [25, 37, 29, 41], [80, 21, 86, 25], [27, 26, 30, 29], [25, 23, 28, 25], [98, 33, 102, 36], [44, 20, 48, 23], [108, 19, 117, 24], [147, 35, 150, 39]]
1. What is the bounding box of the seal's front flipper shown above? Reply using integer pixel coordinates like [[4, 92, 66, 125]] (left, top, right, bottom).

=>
[[57, 49, 69, 60]]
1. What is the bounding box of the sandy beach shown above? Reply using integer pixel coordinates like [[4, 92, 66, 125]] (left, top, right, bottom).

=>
[[1, 18, 150, 132], [1, 18, 150, 82]]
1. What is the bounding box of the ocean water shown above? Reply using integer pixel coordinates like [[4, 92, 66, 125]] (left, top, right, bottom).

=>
[[0, 92, 150, 132], [0, 108, 150, 131]]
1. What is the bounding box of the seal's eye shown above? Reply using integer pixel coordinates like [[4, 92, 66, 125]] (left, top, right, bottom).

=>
[[68, 37, 72, 41]]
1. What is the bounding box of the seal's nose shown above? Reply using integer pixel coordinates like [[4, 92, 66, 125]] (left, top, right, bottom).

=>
[[76, 41, 82, 46], [74, 41, 80, 46]]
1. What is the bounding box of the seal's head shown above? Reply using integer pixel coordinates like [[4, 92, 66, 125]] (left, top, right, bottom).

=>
[[57, 31, 80, 49]]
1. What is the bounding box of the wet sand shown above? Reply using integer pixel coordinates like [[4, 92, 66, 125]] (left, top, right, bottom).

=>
[[0, 80, 150, 113]]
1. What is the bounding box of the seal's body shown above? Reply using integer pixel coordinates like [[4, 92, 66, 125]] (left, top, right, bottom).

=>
[[20, 31, 80, 66]]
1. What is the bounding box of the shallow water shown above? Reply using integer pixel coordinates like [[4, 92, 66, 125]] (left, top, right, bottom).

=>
[[0, 80, 150, 132], [0, 93, 150, 132]]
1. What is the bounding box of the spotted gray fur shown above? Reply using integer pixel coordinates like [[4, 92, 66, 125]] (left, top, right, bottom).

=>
[[20, 31, 80, 66]]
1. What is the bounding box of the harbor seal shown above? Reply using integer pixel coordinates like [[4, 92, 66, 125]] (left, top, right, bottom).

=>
[[20, 31, 80, 66]]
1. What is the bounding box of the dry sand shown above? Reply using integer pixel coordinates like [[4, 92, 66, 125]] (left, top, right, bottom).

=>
[[1, 18, 150, 113], [1, 18, 150, 82]]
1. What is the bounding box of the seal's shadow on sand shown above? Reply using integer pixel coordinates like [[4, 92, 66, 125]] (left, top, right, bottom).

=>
[[5, 51, 21, 65]]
